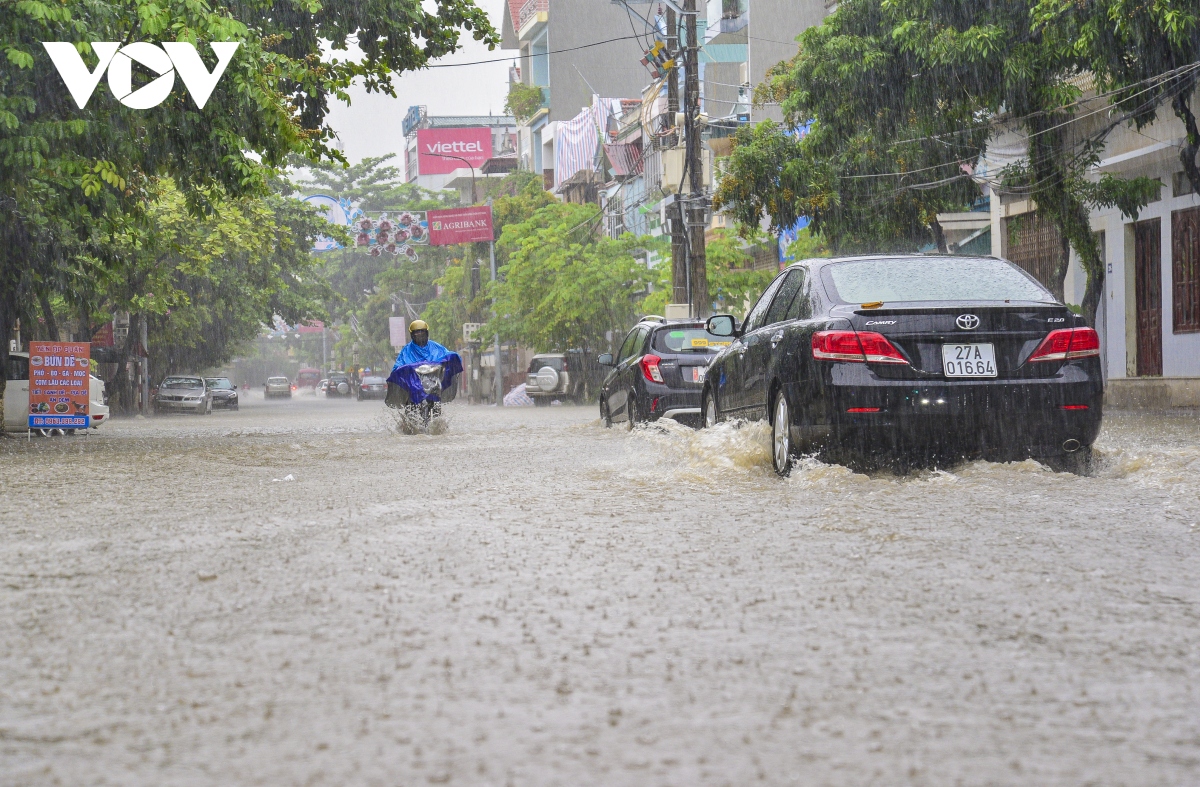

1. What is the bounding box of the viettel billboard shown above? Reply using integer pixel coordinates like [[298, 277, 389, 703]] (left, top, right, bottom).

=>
[[416, 128, 492, 175]]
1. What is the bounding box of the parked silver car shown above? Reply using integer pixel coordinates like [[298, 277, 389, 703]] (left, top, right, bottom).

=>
[[264, 376, 292, 398], [358, 375, 387, 400], [153, 376, 212, 415]]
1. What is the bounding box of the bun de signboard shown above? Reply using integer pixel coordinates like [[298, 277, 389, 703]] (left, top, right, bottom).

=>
[[28, 342, 91, 429], [416, 128, 492, 175]]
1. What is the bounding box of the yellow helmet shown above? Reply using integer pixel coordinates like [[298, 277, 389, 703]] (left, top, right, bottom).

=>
[[409, 319, 429, 333]]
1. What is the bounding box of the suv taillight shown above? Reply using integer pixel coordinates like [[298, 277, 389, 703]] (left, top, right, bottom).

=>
[[812, 331, 908, 365], [1027, 328, 1100, 362], [640, 354, 664, 383], [561, 357, 569, 371]]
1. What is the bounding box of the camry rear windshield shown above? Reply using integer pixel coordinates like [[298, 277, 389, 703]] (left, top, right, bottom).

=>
[[822, 257, 1054, 304], [162, 378, 202, 389], [654, 328, 734, 353]]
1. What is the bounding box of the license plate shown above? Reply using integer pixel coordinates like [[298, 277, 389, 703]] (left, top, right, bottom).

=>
[[686, 367, 707, 383], [942, 343, 997, 377]]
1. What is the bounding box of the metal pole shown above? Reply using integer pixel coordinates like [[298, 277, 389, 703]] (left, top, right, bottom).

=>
[[683, 0, 709, 317], [140, 316, 149, 414], [490, 235, 501, 406], [667, 7, 688, 308]]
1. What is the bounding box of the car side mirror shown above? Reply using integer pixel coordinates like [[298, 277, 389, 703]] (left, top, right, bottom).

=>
[[597, 353, 614, 367], [706, 314, 738, 337]]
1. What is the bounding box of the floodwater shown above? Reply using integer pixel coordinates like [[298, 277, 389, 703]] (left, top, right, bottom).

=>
[[1, 394, 1198, 786]]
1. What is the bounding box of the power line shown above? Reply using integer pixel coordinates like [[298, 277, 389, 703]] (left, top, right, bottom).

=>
[[424, 35, 642, 68]]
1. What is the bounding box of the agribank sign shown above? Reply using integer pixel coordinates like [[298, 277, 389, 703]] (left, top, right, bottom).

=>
[[42, 42, 240, 109], [416, 128, 492, 175]]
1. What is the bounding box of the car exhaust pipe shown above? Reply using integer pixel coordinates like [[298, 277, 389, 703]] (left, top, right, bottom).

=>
[[1062, 438, 1081, 453]]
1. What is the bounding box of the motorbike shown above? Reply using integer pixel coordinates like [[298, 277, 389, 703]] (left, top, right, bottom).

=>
[[385, 361, 459, 434]]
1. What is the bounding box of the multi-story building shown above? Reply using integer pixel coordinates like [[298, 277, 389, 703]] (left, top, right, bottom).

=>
[[402, 107, 519, 203], [500, 0, 650, 185], [701, 0, 832, 126]]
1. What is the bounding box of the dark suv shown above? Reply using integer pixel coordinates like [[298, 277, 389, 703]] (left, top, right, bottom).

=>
[[598, 318, 732, 428]]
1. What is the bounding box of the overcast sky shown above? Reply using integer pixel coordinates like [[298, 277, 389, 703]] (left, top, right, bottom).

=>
[[323, 0, 513, 164]]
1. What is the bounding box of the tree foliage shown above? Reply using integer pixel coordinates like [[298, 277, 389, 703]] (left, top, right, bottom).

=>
[[485, 203, 663, 354], [0, 0, 496, 428], [644, 230, 777, 318], [715, 0, 1167, 323]]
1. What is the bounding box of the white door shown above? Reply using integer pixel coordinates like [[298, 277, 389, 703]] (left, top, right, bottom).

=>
[[4, 354, 30, 430]]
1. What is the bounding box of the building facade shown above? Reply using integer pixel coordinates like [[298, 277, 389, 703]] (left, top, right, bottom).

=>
[[402, 108, 518, 203], [980, 93, 1200, 390]]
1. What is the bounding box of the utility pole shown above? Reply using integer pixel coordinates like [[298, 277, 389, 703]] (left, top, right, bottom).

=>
[[683, 0, 709, 318], [488, 198, 502, 406], [666, 7, 688, 308]]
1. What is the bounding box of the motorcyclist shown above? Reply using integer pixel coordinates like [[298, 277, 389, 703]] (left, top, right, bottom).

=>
[[387, 319, 464, 410], [393, 319, 447, 365]]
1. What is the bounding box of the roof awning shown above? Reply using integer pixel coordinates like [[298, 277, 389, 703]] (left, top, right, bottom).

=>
[[604, 143, 643, 178]]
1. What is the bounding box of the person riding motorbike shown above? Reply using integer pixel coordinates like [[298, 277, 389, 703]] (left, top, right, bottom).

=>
[[392, 320, 446, 365], [385, 320, 463, 431]]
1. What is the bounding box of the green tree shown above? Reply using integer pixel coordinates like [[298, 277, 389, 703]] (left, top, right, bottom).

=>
[[716, 0, 1160, 324], [1032, 0, 1200, 195], [485, 202, 663, 354], [644, 229, 777, 318], [1, 0, 496, 429]]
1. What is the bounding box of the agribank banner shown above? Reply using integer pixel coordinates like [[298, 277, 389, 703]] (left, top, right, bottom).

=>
[[427, 206, 494, 245], [416, 128, 492, 175]]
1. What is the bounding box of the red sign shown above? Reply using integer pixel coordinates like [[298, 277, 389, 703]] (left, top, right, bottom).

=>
[[28, 341, 90, 428], [416, 128, 492, 175], [428, 206, 495, 245]]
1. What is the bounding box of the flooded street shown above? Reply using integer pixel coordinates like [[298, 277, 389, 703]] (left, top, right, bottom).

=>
[[1, 396, 1198, 786]]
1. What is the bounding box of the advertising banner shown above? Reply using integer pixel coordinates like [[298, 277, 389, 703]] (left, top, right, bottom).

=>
[[427, 206, 495, 245], [353, 211, 427, 258], [28, 341, 90, 429], [416, 128, 492, 175], [389, 316, 407, 348]]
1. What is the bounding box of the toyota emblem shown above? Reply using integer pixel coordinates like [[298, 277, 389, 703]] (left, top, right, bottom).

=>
[[956, 314, 980, 330]]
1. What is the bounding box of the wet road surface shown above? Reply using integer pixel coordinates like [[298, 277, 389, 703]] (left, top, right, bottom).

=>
[[1, 394, 1198, 785]]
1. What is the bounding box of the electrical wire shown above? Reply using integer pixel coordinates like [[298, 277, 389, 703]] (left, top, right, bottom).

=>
[[423, 35, 643, 68]]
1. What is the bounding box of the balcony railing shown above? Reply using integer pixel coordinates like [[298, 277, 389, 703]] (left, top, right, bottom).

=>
[[518, 0, 548, 29]]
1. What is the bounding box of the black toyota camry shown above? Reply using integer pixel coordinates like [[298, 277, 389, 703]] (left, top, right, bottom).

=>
[[700, 255, 1104, 475]]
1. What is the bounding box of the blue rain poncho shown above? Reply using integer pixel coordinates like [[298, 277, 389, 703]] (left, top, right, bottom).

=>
[[387, 339, 463, 404]]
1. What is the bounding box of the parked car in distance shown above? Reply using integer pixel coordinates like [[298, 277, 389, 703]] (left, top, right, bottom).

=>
[[701, 254, 1104, 475], [358, 375, 387, 400], [598, 317, 730, 428], [204, 377, 239, 410], [525, 350, 596, 405], [295, 367, 321, 391], [326, 372, 352, 397], [264, 376, 292, 398], [2, 352, 109, 430], [154, 376, 212, 415]]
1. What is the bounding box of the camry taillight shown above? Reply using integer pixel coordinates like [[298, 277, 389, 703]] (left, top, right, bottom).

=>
[[1028, 327, 1100, 362], [812, 331, 908, 365], [640, 354, 664, 383]]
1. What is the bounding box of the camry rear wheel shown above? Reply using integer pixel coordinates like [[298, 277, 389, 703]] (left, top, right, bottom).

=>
[[772, 394, 792, 477]]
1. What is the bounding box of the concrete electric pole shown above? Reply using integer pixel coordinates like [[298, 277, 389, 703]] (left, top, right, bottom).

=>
[[682, 0, 709, 318], [666, 6, 688, 308]]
